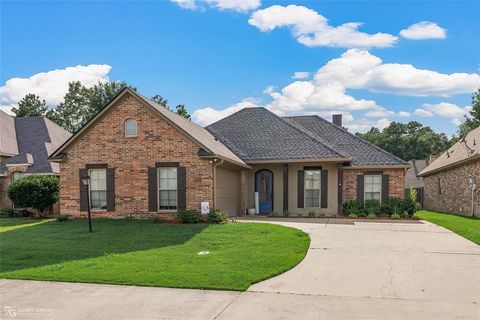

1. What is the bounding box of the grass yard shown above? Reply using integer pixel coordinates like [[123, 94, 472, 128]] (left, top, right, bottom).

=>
[[0, 218, 309, 291], [415, 210, 480, 245]]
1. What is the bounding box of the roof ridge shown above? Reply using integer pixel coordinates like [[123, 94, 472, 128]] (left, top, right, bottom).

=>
[[263, 108, 348, 159], [303, 114, 408, 165]]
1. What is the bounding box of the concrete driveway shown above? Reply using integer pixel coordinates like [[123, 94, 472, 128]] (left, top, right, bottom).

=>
[[1, 219, 479, 319]]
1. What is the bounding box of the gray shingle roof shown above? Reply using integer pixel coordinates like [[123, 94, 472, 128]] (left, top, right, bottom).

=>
[[404, 160, 426, 188], [0, 110, 19, 156], [206, 108, 348, 162], [0, 116, 71, 175], [283, 115, 408, 166]]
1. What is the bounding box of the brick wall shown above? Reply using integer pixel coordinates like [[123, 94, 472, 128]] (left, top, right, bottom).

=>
[[343, 168, 406, 201], [423, 159, 480, 216], [59, 92, 214, 218]]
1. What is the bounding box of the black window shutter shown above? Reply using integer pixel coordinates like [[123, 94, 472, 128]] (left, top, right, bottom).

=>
[[357, 175, 364, 202], [297, 170, 304, 208], [79, 168, 88, 211], [106, 168, 115, 212], [321, 170, 328, 208], [382, 174, 390, 202], [177, 167, 187, 210], [148, 167, 158, 212]]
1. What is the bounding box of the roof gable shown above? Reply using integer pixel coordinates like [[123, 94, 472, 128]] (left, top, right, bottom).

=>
[[206, 108, 349, 162], [49, 88, 247, 167], [0, 110, 18, 156], [419, 126, 480, 176]]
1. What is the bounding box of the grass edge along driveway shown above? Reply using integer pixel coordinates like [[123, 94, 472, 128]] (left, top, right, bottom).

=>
[[416, 210, 480, 245], [0, 218, 310, 291]]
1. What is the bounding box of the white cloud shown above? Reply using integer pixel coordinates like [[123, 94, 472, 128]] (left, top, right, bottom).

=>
[[192, 98, 260, 126], [398, 111, 410, 117], [415, 108, 434, 117], [400, 21, 447, 40], [171, 0, 260, 12], [346, 118, 391, 133], [416, 102, 470, 125], [292, 71, 310, 79], [0, 64, 112, 111], [248, 5, 398, 48], [262, 85, 275, 94], [315, 49, 480, 97]]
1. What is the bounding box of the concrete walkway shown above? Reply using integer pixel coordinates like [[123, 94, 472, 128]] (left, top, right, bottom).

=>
[[1, 219, 479, 319]]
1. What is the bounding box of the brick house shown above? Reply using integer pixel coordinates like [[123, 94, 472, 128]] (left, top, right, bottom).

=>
[[49, 87, 408, 218], [0, 110, 71, 211], [419, 126, 480, 217]]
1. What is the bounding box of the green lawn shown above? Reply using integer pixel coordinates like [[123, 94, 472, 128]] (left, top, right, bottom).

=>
[[415, 210, 480, 245], [0, 218, 309, 291]]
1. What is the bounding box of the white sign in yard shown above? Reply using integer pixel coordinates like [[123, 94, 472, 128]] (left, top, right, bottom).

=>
[[201, 201, 209, 214]]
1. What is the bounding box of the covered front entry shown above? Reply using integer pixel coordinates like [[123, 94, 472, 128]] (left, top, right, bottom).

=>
[[255, 169, 273, 214]]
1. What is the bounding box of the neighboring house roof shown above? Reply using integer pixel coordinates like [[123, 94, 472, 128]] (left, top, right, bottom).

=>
[[49, 87, 248, 168], [206, 109, 407, 166], [206, 108, 349, 162], [0, 110, 19, 156], [0, 115, 71, 175], [404, 160, 427, 188], [419, 126, 480, 177], [284, 115, 408, 166]]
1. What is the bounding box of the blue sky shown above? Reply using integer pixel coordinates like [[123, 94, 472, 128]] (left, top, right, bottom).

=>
[[1, 0, 479, 135]]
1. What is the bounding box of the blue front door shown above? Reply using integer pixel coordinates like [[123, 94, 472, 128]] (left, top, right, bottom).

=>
[[256, 170, 273, 214]]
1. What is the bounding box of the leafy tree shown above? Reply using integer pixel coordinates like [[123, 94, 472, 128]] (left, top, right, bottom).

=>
[[47, 81, 132, 133], [46, 81, 91, 133], [458, 88, 480, 137], [86, 81, 131, 119], [151, 95, 169, 109], [7, 175, 60, 217], [175, 104, 191, 120], [357, 121, 452, 161], [11, 94, 48, 117]]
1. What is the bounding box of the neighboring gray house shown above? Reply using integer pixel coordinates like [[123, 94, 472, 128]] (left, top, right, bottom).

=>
[[405, 160, 427, 189], [0, 110, 71, 210]]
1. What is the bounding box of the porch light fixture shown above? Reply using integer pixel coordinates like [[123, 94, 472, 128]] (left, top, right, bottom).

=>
[[81, 175, 93, 233]]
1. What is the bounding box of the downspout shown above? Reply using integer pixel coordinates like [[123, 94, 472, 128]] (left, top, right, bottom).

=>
[[212, 158, 224, 209]]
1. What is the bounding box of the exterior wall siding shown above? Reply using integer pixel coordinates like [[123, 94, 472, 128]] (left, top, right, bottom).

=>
[[59, 93, 214, 218], [215, 165, 241, 217], [343, 168, 406, 201], [423, 160, 480, 217]]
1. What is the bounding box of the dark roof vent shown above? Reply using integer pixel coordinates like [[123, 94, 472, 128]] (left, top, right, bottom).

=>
[[332, 114, 342, 127]]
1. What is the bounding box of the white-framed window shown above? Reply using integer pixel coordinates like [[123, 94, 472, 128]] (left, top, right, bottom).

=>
[[304, 169, 321, 208], [124, 119, 138, 137], [89, 169, 107, 210], [364, 175, 382, 201], [158, 167, 177, 210]]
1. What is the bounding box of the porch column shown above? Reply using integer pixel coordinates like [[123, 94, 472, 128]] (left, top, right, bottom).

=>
[[283, 164, 289, 213], [337, 164, 344, 215], [239, 170, 248, 216]]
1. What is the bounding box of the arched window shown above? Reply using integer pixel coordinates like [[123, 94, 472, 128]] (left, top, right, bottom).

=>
[[124, 119, 138, 137]]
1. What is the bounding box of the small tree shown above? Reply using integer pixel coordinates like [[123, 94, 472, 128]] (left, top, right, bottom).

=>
[[7, 175, 60, 217]]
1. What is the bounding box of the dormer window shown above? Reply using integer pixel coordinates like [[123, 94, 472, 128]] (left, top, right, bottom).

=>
[[125, 119, 138, 137]]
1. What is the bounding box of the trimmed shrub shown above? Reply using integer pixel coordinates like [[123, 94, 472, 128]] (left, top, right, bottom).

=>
[[391, 213, 401, 220], [364, 200, 381, 216], [403, 188, 420, 217], [343, 200, 364, 216], [348, 213, 358, 218], [0, 207, 14, 217], [56, 215, 70, 222], [367, 213, 377, 219], [151, 217, 166, 224], [207, 209, 228, 224], [7, 175, 59, 217], [176, 209, 201, 224]]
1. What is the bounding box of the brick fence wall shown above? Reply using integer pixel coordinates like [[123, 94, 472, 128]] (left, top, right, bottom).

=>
[[59, 92, 214, 218]]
